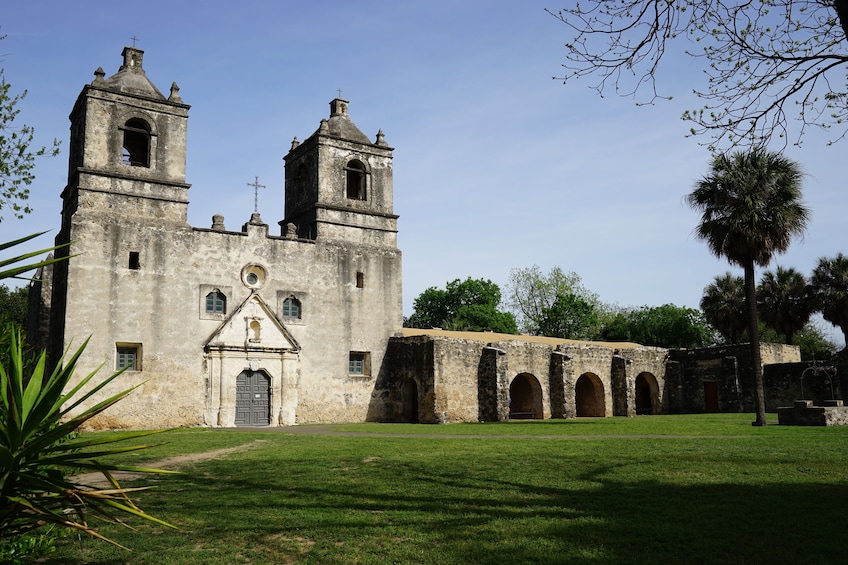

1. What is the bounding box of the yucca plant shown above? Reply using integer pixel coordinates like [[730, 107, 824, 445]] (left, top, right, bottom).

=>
[[0, 231, 68, 281], [0, 328, 177, 548]]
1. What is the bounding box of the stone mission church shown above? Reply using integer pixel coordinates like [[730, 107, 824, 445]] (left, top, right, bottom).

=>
[[33, 46, 402, 428], [32, 47, 823, 429]]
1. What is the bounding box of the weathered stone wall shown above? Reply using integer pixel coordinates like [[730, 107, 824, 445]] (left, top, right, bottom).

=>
[[557, 344, 615, 417], [667, 343, 801, 413], [765, 362, 842, 409], [371, 336, 434, 423], [46, 48, 403, 430]]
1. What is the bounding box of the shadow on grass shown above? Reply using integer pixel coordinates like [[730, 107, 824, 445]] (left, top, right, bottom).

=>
[[47, 455, 848, 565]]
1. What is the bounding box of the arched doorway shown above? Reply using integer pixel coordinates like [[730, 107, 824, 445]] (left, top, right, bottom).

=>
[[635, 372, 659, 415], [575, 373, 605, 417], [402, 378, 419, 423], [235, 370, 270, 426], [509, 373, 543, 419]]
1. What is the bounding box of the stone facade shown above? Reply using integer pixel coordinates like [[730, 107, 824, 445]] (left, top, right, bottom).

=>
[[35, 47, 402, 429], [376, 330, 669, 423], [30, 47, 840, 429], [666, 343, 804, 414]]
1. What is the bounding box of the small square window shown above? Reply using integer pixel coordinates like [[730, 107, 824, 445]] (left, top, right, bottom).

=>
[[349, 351, 370, 376], [116, 344, 141, 371]]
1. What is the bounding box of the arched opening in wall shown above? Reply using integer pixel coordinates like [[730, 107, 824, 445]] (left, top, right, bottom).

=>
[[575, 373, 605, 417], [635, 372, 659, 415], [509, 373, 543, 419], [402, 378, 419, 423], [345, 159, 367, 200], [122, 118, 151, 167], [235, 370, 271, 426]]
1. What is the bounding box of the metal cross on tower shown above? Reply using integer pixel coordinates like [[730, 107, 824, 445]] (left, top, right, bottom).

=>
[[131, 35, 139, 47], [247, 176, 265, 213]]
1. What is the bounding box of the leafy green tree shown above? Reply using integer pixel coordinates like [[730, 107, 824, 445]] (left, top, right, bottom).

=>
[[810, 253, 848, 349], [757, 266, 813, 345], [0, 284, 27, 328], [548, 1, 848, 147], [794, 322, 838, 361], [0, 52, 60, 221], [600, 304, 716, 349], [687, 149, 809, 426], [700, 273, 747, 344], [536, 292, 601, 340], [506, 266, 602, 335], [408, 277, 518, 334]]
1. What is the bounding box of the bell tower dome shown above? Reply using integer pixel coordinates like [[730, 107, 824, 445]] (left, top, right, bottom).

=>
[[63, 46, 191, 227], [282, 98, 397, 245]]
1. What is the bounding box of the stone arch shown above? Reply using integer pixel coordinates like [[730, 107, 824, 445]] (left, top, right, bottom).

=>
[[345, 158, 368, 200], [401, 378, 419, 423], [509, 373, 543, 419], [121, 117, 152, 167], [635, 372, 659, 415], [575, 372, 605, 417]]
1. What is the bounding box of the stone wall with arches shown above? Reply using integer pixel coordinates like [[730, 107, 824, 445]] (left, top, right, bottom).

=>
[[382, 330, 671, 423]]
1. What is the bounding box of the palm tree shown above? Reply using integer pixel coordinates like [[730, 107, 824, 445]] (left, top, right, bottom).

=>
[[687, 149, 809, 426], [757, 266, 813, 345], [700, 273, 747, 344], [810, 253, 848, 348]]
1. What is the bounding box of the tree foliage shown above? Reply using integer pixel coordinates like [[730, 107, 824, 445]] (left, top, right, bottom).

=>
[[0, 284, 27, 328], [757, 266, 813, 345], [810, 252, 848, 347], [0, 50, 60, 221], [408, 278, 518, 334], [600, 304, 716, 348], [792, 320, 838, 360], [687, 148, 808, 426], [700, 272, 747, 344], [537, 292, 601, 340], [506, 265, 602, 335], [548, 1, 848, 148]]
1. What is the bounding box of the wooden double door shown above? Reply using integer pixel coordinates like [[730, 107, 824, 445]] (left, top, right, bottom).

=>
[[235, 370, 270, 426]]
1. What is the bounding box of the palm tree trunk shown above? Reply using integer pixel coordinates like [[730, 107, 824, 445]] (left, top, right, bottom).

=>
[[744, 261, 767, 426]]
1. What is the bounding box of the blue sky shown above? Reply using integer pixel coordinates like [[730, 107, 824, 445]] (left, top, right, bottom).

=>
[[3, 1, 846, 344]]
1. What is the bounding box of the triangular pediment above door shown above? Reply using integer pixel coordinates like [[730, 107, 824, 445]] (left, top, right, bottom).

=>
[[204, 292, 301, 352]]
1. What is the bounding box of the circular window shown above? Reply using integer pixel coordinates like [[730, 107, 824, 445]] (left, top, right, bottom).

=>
[[241, 264, 268, 289]]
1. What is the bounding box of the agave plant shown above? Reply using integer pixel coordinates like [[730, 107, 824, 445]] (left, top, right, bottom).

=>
[[0, 328, 177, 547], [0, 231, 68, 281]]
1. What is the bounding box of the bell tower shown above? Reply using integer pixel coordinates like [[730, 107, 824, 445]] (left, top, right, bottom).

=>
[[62, 46, 191, 228], [49, 46, 191, 363], [282, 98, 397, 246]]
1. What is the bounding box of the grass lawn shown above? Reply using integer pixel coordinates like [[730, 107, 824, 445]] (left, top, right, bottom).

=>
[[44, 414, 848, 564]]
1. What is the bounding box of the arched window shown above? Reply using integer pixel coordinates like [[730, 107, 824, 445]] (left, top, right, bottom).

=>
[[205, 290, 226, 315], [345, 159, 367, 200], [282, 296, 301, 319], [122, 118, 151, 167]]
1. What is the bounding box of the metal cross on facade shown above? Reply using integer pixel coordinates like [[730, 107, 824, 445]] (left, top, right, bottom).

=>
[[247, 176, 265, 213]]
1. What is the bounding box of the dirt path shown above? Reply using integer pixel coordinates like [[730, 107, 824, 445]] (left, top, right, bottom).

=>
[[71, 439, 268, 488]]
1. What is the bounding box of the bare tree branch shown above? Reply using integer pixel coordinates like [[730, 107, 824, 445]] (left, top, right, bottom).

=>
[[548, 1, 848, 148]]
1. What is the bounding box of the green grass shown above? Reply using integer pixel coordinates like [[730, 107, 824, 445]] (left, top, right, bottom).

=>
[[46, 415, 848, 564]]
